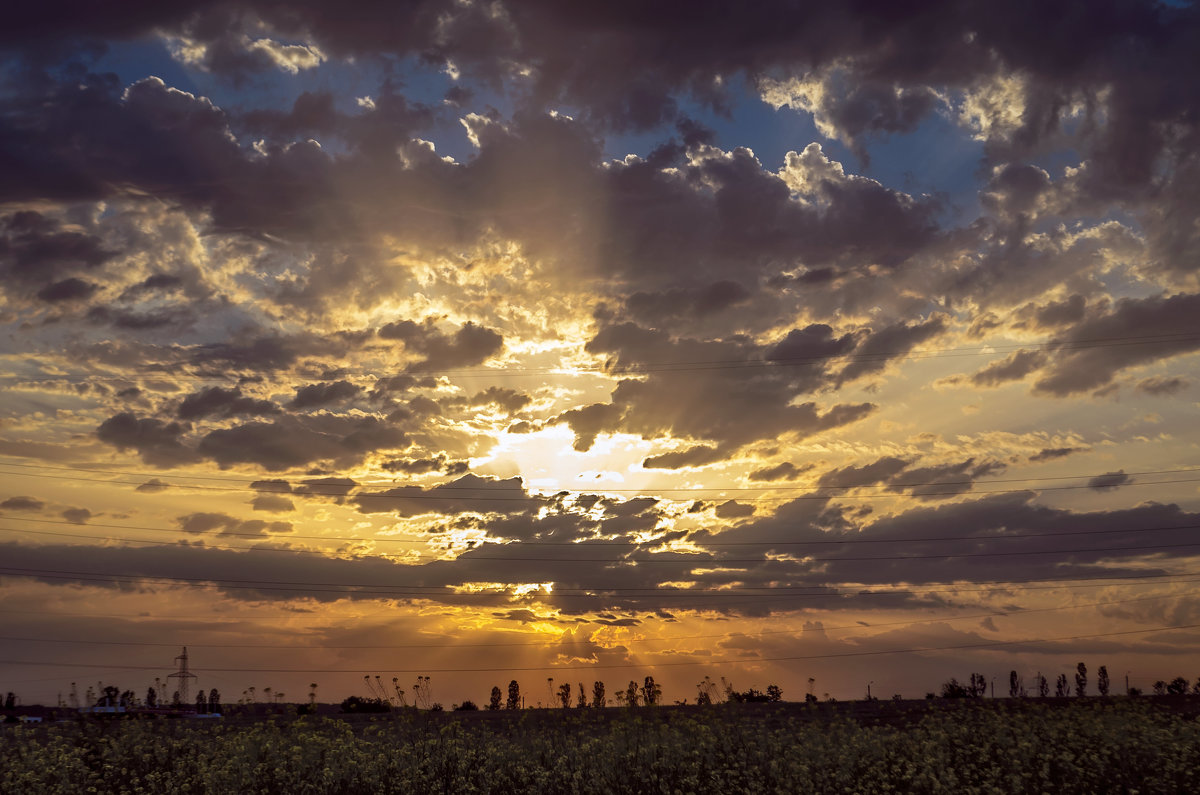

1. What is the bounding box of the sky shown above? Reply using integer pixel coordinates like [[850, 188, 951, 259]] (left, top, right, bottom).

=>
[[1, 0, 1199, 709]]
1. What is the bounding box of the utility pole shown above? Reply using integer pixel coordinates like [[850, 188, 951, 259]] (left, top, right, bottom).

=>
[[167, 646, 198, 708]]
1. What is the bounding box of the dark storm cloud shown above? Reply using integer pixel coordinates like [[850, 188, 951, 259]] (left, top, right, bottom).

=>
[[176, 386, 281, 420], [239, 86, 436, 154], [95, 412, 198, 467], [561, 321, 877, 456], [1033, 293, 1200, 396], [352, 474, 542, 518], [3, 483, 1197, 615], [815, 455, 1004, 500], [189, 333, 334, 373], [8, 0, 1192, 148], [623, 281, 751, 324], [288, 380, 361, 409], [0, 211, 117, 301], [699, 492, 1200, 589], [198, 415, 407, 470], [834, 315, 947, 385], [378, 319, 504, 371], [36, 277, 98, 302], [887, 458, 1006, 500], [765, 324, 858, 364]]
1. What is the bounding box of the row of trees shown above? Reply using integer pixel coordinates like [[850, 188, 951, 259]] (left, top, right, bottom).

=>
[[941, 664, 1200, 699], [480, 676, 783, 709]]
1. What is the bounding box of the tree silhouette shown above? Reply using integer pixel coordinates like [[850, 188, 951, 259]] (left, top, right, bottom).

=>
[[557, 682, 572, 708], [591, 681, 605, 708], [766, 684, 782, 703], [641, 676, 661, 706], [1036, 674, 1049, 698], [624, 680, 639, 707], [1055, 674, 1069, 697], [941, 678, 970, 699], [506, 680, 520, 710], [488, 686, 502, 711], [1097, 666, 1110, 697], [1167, 676, 1189, 695], [1009, 670, 1023, 698], [195, 691, 207, 713], [145, 687, 157, 708], [208, 689, 220, 714], [1075, 663, 1087, 697], [576, 682, 587, 708]]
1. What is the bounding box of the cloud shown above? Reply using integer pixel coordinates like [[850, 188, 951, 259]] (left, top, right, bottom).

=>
[[378, 319, 504, 371], [61, 507, 91, 524], [198, 415, 407, 471], [1136, 376, 1190, 396], [1, 496, 45, 511], [96, 412, 198, 468], [177, 386, 281, 420], [969, 350, 1048, 387], [1087, 471, 1132, 491], [1033, 293, 1200, 396], [135, 478, 170, 493], [817, 457, 911, 490], [715, 500, 755, 519], [177, 512, 292, 536], [1028, 447, 1086, 463], [36, 277, 98, 302], [748, 462, 813, 482], [835, 316, 947, 385], [643, 445, 723, 470], [289, 380, 361, 410], [251, 494, 296, 513], [352, 474, 543, 518]]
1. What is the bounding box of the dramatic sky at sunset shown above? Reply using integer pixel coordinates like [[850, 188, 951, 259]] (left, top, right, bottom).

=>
[[2, 0, 1199, 708]]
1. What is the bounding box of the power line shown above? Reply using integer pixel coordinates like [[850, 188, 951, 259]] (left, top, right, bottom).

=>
[[1, 622, 1196, 674], [0, 589, 1192, 651]]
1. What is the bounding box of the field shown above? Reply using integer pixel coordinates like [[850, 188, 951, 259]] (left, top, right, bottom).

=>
[[3, 699, 1199, 794]]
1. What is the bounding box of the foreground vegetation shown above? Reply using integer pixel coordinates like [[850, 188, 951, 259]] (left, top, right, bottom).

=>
[[3, 700, 1198, 794]]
